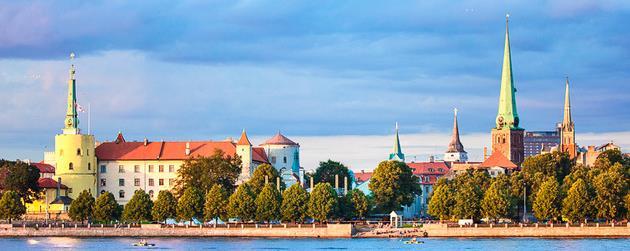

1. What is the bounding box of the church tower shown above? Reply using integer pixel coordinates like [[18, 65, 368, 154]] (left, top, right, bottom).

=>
[[54, 53, 97, 198], [490, 15, 525, 166], [389, 122, 405, 162], [236, 129, 253, 183], [560, 77, 576, 158], [444, 108, 468, 162]]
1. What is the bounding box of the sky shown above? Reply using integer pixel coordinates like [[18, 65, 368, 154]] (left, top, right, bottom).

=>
[[1, 1, 629, 170]]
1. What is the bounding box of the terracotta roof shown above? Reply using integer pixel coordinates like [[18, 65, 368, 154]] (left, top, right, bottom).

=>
[[96, 140, 236, 161], [252, 147, 269, 163], [479, 152, 518, 169], [262, 132, 298, 146], [32, 162, 55, 174], [449, 162, 482, 171], [237, 130, 252, 146], [354, 172, 373, 183], [37, 178, 68, 189], [407, 162, 450, 175]]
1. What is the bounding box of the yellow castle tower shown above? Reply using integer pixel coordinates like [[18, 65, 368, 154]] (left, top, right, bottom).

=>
[[54, 53, 97, 198]]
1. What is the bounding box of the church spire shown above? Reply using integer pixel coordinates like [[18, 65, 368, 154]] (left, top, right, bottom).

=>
[[389, 122, 405, 161], [560, 77, 576, 158], [447, 108, 466, 153], [495, 14, 520, 130], [562, 77, 572, 127], [63, 52, 79, 134]]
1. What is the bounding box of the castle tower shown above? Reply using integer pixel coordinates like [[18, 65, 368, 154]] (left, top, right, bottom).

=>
[[560, 77, 576, 158], [236, 129, 253, 182], [444, 108, 468, 162], [388, 122, 405, 161], [54, 53, 97, 198], [490, 15, 525, 166]]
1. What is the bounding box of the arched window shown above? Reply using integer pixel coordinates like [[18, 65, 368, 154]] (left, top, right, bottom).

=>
[[88, 163, 91, 170], [119, 190, 125, 198], [77, 148, 81, 156], [283, 156, 287, 163], [68, 162, 74, 170], [149, 190, 154, 198]]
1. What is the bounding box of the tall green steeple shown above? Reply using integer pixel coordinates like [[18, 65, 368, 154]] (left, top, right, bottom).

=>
[[495, 14, 520, 130], [389, 122, 405, 161], [63, 52, 79, 134]]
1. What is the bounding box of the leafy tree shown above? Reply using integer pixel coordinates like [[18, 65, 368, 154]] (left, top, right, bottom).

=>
[[93, 192, 120, 222], [0, 190, 26, 223], [521, 152, 571, 187], [308, 183, 338, 222], [532, 177, 560, 222], [248, 164, 284, 194], [452, 173, 483, 221], [176, 187, 204, 222], [204, 184, 229, 223], [152, 190, 177, 222], [428, 179, 454, 221], [281, 184, 309, 223], [68, 190, 94, 223], [472, 170, 492, 191], [625, 193, 630, 220], [122, 189, 153, 222], [227, 183, 256, 222], [594, 149, 627, 170], [0, 160, 41, 203], [561, 165, 591, 196], [562, 179, 591, 223], [592, 164, 627, 221], [481, 174, 514, 222], [368, 160, 421, 212], [335, 192, 354, 220], [313, 160, 353, 189], [349, 189, 369, 219], [255, 184, 282, 222], [174, 149, 242, 196]]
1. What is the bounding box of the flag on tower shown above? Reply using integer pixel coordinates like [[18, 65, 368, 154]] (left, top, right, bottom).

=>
[[76, 103, 86, 113]]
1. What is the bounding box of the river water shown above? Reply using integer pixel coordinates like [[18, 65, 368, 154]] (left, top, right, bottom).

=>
[[2, 237, 628, 250]]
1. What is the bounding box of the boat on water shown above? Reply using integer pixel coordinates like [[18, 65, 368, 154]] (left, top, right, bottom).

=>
[[403, 238, 424, 244], [132, 239, 156, 247]]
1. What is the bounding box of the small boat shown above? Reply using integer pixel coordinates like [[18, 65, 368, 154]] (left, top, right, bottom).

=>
[[132, 239, 156, 247], [403, 238, 424, 244]]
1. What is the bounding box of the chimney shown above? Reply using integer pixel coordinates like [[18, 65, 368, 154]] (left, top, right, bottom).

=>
[[429, 155, 435, 163], [185, 142, 191, 156], [483, 147, 488, 161], [143, 137, 148, 146], [56, 177, 61, 199]]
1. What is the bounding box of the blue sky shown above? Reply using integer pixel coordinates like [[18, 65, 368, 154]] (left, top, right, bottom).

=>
[[1, 1, 629, 169]]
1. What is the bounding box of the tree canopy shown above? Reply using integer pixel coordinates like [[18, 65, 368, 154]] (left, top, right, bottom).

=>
[[428, 178, 454, 221], [227, 183, 256, 222], [0, 190, 26, 223], [368, 160, 420, 212], [562, 178, 591, 223], [313, 160, 353, 189], [248, 164, 284, 194], [93, 191, 120, 222], [281, 183, 309, 223], [122, 189, 153, 222], [308, 183, 337, 222], [204, 184, 229, 222], [532, 177, 560, 222], [176, 186, 204, 222], [255, 184, 282, 222], [452, 172, 483, 220], [0, 160, 41, 203], [349, 189, 369, 219], [152, 190, 177, 222], [592, 163, 626, 221], [174, 149, 242, 196], [68, 190, 95, 223], [481, 174, 514, 222]]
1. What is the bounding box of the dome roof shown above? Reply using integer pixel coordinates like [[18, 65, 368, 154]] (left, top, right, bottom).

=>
[[262, 132, 298, 146]]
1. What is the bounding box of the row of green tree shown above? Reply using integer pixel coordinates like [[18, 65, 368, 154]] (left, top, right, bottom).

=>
[[428, 150, 630, 223]]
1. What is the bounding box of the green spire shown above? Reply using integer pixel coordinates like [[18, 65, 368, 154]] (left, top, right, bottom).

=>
[[63, 52, 79, 134], [389, 122, 405, 161], [495, 14, 520, 130]]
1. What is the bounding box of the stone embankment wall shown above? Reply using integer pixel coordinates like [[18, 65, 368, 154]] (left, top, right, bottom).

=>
[[422, 223, 630, 237], [0, 224, 353, 238]]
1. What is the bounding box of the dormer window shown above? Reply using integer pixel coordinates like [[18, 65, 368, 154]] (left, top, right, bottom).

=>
[[428, 168, 434, 172]]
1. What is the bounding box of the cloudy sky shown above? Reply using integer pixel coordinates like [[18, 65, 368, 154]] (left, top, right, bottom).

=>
[[1, 1, 629, 170]]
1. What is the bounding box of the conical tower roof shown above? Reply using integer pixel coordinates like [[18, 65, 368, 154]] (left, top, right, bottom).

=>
[[447, 109, 466, 153], [388, 122, 405, 161], [495, 14, 521, 130], [237, 129, 252, 146], [562, 77, 572, 127], [262, 131, 298, 146]]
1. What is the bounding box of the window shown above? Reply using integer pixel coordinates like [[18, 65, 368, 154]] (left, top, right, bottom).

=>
[[118, 165, 125, 173], [438, 168, 443, 172], [169, 178, 174, 186], [119, 179, 125, 186], [119, 190, 125, 198], [428, 168, 434, 172], [159, 165, 164, 172], [283, 156, 287, 163], [100, 179, 106, 187], [68, 162, 74, 170], [149, 190, 154, 198], [134, 165, 140, 173], [169, 165, 174, 172], [100, 190, 105, 194], [77, 148, 81, 156], [159, 179, 164, 186], [134, 178, 140, 186], [88, 163, 91, 170], [100, 165, 107, 173], [149, 179, 154, 186], [148, 165, 154, 172], [271, 156, 276, 164]]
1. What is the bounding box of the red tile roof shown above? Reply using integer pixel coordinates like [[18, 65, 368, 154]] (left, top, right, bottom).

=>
[[38, 178, 68, 189], [354, 172, 373, 183], [262, 132, 298, 146], [479, 152, 518, 169], [407, 162, 450, 175], [32, 162, 55, 174], [252, 147, 269, 163]]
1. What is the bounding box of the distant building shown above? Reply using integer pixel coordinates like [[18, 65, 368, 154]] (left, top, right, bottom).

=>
[[479, 152, 518, 177], [524, 130, 560, 158], [577, 141, 622, 167], [559, 78, 577, 159], [406, 161, 450, 218]]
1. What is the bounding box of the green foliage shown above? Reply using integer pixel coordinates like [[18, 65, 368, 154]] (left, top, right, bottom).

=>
[[481, 174, 514, 222], [562, 179, 591, 223], [0, 190, 26, 223], [452, 172, 483, 220], [592, 164, 627, 221], [625, 193, 630, 220], [281, 184, 309, 223], [428, 179, 454, 220], [368, 160, 421, 212], [248, 164, 284, 195], [349, 189, 369, 219], [533, 177, 560, 222], [594, 149, 628, 170], [68, 190, 95, 222], [227, 183, 256, 222], [122, 189, 153, 222], [152, 190, 177, 222], [93, 192, 120, 222], [308, 183, 337, 222], [255, 184, 282, 222], [521, 152, 571, 191], [313, 160, 353, 189], [174, 149, 242, 196], [204, 184, 229, 222], [0, 160, 41, 203], [176, 187, 204, 222], [472, 170, 491, 191]]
